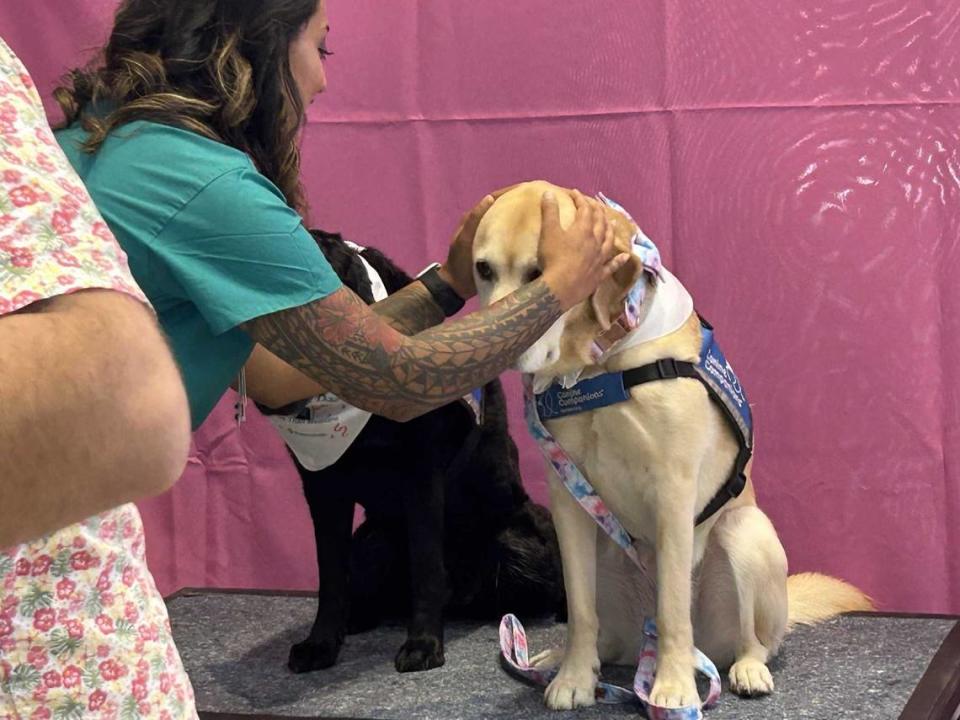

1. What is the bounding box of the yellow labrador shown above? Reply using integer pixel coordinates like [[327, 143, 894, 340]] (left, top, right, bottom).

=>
[[474, 181, 872, 710]]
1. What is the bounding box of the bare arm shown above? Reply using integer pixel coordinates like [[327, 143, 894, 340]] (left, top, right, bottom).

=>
[[0, 290, 191, 547]]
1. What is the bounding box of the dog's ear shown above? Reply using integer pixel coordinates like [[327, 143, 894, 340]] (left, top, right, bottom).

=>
[[589, 209, 645, 330]]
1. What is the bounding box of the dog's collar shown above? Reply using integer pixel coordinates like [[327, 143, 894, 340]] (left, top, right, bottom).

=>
[[590, 314, 635, 359]]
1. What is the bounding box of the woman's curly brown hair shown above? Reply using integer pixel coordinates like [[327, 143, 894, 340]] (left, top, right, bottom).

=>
[[54, 0, 318, 213]]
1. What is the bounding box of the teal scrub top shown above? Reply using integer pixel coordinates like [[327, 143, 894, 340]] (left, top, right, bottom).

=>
[[56, 120, 342, 428]]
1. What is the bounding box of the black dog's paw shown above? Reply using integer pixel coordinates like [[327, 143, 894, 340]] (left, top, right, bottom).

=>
[[288, 637, 343, 673], [394, 634, 444, 673]]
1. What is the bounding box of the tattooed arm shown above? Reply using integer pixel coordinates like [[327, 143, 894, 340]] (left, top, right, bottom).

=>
[[243, 279, 561, 421], [367, 279, 446, 334], [240, 191, 497, 409], [242, 190, 628, 419], [240, 280, 445, 410]]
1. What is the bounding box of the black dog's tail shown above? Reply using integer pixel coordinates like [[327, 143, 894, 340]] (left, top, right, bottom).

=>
[[490, 502, 566, 619]]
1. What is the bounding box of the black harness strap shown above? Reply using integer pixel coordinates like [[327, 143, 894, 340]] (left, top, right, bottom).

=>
[[622, 358, 699, 386], [621, 358, 752, 526]]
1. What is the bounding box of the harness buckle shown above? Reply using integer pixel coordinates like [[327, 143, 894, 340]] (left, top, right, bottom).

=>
[[655, 358, 681, 379]]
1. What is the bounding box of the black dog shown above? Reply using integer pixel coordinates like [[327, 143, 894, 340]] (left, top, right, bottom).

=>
[[260, 231, 564, 675]]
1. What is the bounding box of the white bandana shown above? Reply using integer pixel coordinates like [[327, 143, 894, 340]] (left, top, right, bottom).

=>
[[267, 243, 389, 471]]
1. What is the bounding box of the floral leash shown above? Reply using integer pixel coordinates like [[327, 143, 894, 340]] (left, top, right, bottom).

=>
[[500, 613, 721, 719]]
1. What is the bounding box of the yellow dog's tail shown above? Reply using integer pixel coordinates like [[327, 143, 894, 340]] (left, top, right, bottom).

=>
[[786, 572, 874, 630]]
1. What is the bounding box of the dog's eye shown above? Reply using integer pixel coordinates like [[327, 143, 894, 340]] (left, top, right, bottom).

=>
[[475, 260, 495, 281], [525, 268, 543, 283]]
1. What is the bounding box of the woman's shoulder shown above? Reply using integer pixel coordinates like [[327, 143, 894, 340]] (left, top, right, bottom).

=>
[[58, 119, 254, 189], [55, 119, 298, 246], [111, 121, 248, 158], [153, 122, 253, 171]]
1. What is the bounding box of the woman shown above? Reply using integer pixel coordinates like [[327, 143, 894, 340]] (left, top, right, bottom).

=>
[[44, 0, 624, 716], [55, 0, 625, 428]]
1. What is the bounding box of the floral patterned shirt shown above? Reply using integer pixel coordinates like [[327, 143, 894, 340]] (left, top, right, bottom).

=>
[[0, 38, 197, 720]]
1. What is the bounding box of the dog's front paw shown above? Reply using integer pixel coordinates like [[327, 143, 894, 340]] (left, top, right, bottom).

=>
[[288, 636, 343, 673], [649, 670, 699, 709], [544, 656, 599, 710], [395, 634, 444, 672], [729, 658, 774, 696]]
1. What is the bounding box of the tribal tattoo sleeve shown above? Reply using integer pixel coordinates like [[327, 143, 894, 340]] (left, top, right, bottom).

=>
[[242, 280, 560, 421]]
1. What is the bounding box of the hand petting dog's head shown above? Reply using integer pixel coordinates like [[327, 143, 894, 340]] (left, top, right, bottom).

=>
[[473, 180, 652, 382]]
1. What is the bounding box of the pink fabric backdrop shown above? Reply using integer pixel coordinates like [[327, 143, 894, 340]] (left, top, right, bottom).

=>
[[3, 1, 958, 612]]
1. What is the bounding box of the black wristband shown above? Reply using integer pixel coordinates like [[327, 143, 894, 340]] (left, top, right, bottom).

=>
[[418, 265, 466, 317]]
